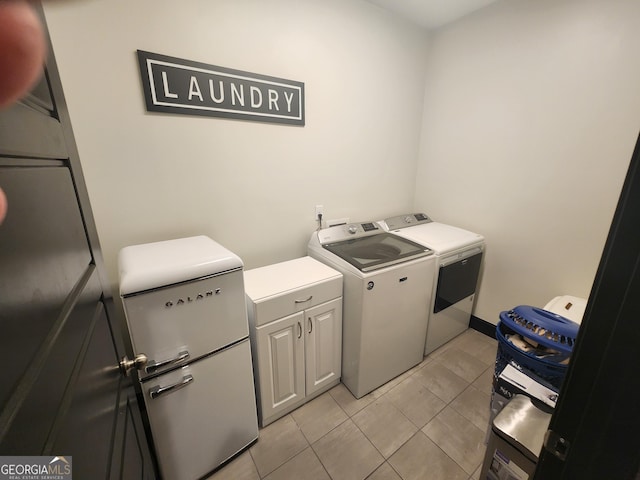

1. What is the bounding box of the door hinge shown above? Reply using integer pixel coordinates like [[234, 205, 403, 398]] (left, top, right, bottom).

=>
[[543, 429, 570, 461]]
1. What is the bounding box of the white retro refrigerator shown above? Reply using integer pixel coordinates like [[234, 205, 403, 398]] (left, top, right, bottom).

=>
[[118, 236, 259, 480]]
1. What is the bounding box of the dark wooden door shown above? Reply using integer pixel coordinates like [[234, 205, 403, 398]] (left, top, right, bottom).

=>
[[535, 131, 640, 479], [0, 6, 157, 479]]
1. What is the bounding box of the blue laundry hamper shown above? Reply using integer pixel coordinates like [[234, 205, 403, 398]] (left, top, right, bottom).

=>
[[495, 305, 580, 389]]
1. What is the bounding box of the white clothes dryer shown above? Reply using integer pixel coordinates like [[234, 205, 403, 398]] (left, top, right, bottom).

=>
[[380, 213, 485, 355], [308, 221, 436, 398]]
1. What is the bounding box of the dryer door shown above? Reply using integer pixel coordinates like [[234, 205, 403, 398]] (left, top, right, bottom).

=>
[[434, 249, 483, 314]]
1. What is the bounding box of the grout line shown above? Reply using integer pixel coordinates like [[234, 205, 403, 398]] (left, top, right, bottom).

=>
[[217, 334, 496, 480], [307, 444, 333, 480]]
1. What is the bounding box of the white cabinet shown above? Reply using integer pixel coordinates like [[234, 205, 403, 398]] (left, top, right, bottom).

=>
[[245, 257, 343, 427]]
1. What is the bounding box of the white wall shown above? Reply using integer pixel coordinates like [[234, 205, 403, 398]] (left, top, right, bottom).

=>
[[44, 0, 640, 327], [43, 0, 429, 290], [416, 0, 640, 323]]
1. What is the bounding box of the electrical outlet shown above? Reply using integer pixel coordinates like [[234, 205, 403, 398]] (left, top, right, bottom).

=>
[[315, 205, 324, 220]]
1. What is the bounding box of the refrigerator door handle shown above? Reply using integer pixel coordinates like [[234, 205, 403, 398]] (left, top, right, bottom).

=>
[[149, 374, 194, 399], [146, 350, 190, 374]]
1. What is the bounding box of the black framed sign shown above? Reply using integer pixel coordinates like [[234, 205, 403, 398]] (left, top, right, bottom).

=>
[[137, 50, 305, 126]]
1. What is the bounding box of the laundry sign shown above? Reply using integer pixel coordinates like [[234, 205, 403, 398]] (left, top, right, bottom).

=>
[[137, 50, 305, 126]]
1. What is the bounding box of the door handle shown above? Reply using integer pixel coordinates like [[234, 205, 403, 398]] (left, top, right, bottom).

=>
[[119, 353, 148, 376], [298, 321, 302, 339], [308, 317, 313, 334], [295, 295, 313, 304], [145, 350, 190, 374], [149, 374, 194, 399]]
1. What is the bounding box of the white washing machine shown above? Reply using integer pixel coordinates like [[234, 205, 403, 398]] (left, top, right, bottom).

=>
[[308, 221, 436, 398], [380, 213, 485, 355]]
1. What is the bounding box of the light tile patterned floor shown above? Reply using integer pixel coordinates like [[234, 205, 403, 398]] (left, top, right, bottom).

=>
[[209, 328, 498, 480]]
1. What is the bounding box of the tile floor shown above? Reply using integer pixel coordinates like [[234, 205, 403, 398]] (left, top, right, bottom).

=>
[[209, 328, 498, 480]]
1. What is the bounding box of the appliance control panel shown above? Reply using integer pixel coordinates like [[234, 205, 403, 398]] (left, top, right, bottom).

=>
[[360, 222, 379, 232], [383, 213, 432, 231], [317, 221, 380, 244]]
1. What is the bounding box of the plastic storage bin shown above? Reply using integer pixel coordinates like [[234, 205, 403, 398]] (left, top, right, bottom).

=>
[[544, 295, 587, 324]]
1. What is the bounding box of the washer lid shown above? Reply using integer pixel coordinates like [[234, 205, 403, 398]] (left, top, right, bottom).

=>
[[322, 232, 432, 272], [118, 235, 243, 295], [390, 222, 484, 253]]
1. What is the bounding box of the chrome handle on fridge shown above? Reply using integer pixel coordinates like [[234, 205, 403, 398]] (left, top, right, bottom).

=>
[[145, 350, 190, 374], [149, 374, 194, 399]]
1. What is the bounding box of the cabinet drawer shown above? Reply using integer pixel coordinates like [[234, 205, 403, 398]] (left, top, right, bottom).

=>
[[251, 276, 342, 327]]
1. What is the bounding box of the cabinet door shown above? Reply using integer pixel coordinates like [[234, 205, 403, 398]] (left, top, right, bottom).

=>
[[305, 298, 342, 396], [256, 312, 305, 423]]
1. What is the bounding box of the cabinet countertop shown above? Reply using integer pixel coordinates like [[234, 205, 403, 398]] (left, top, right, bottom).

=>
[[244, 256, 342, 301]]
